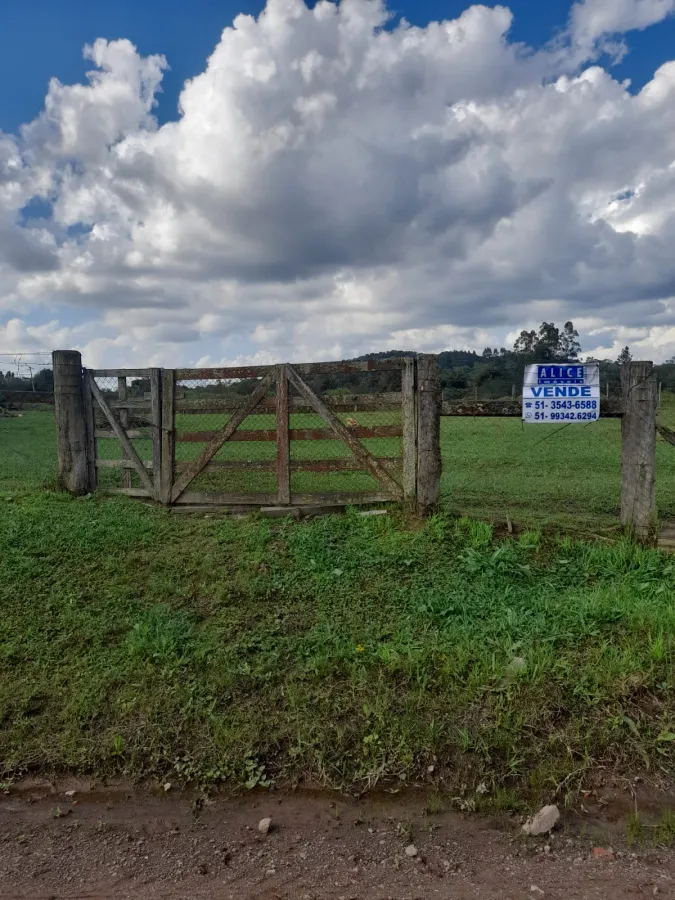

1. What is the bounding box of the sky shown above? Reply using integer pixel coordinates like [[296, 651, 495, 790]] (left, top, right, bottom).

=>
[[2, 0, 675, 368]]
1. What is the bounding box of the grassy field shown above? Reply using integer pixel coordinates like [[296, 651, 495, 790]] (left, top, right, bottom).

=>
[[5, 407, 675, 527], [2, 411, 675, 801]]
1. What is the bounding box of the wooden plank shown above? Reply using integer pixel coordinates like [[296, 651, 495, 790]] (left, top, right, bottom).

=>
[[175, 491, 278, 505], [108, 487, 152, 498], [89, 378, 156, 497], [170, 371, 276, 502], [176, 425, 403, 442], [176, 366, 272, 380], [149, 368, 162, 499], [402, 357, 416, 505], [657, 423, 675, 447], [90, 369, 149, 378], [174, 457, 401, 474], [118, 377, 131, 489], [285, 365, 403, 499], [276, 364, 290, 504], [441, 399, 624, 417], [173, 392, 403, 414], [82, 370, 98, 491], [416, 355, 442, 515], [174, 491, 392, 506], [96, 428, 152, 440], [621, 361, 656, 543], [286, 492, 393, 505], [96, 458, 153, 469], [170, 504, 391, 518], [292, 358, 406, 376], [161, 370, 176, 505], [291, 458, 400, 474], [175, 358, 405, 381]]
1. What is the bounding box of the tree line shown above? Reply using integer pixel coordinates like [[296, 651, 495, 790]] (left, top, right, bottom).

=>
[[353, 321, 674, 399], [3, 321, 675, 402]]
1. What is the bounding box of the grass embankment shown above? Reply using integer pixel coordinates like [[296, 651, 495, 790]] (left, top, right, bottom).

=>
[[2, 480, 675, 798]]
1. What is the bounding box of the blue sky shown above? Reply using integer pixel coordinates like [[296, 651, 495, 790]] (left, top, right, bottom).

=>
[[2, 0, 675, 367], [1, 0, 674, 133]]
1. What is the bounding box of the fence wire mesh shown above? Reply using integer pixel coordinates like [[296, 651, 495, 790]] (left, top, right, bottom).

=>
[[437, 413, 626, 531], [173, 369, 404, 499], [0, 353, 56, 488], [439, 376, 675, 532], [656, 388, 675, 521], [175, 375, 277, 495], [92, 375, 155, 491]]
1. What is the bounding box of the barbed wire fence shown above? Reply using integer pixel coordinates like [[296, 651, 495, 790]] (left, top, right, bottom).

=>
[[0, 351, 56, 487], [438, 365, 675, 533], [3, 352, 675, 534]]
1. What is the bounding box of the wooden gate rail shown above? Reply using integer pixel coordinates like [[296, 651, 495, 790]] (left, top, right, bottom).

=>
[[106, 393, 404, 413], [174, 358, 405, 380]]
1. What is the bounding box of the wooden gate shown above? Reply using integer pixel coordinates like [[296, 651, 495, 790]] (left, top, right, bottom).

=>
[[161, 359, 415, 509], [86, 368, 163, 501], [55, 352, 441, 514]]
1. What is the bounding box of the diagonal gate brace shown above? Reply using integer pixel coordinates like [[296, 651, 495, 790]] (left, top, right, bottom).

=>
[[170, 370, 276, 502], [89, 376, 157, 498], [285, 364, 403, 499]]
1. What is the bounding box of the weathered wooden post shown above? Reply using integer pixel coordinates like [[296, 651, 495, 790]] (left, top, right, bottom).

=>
[[621, 360, 657, 543], [401, 357, 417, 509], [52, 350, 95, 494], [275, 364, 291, 505], [416, 354, 441, 515], [160, 369, 175, 505]]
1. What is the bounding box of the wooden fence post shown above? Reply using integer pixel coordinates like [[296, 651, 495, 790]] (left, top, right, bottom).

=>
[[160, 369, 175, 505], [416, 355, 441, 515], [401, 357, 417, 508], [276, 364, 291, 504], [621, 360, 657, 543], [149, 368, 162, 501], [117, 376, 131, 490], [52, 350, 95, 495]]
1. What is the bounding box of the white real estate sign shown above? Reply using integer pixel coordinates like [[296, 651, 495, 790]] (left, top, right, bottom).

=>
[[522, 363, 600, 423]]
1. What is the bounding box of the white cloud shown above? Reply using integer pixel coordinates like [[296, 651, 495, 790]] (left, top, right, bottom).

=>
[[570, 0, 675, 50], [2, 0, 675, 363]]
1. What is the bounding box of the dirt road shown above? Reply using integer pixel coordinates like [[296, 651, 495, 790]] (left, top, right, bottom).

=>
[[1, 780, 674, 899]]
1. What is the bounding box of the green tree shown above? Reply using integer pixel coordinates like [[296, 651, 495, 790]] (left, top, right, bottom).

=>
[[535, 322, 561, 361], [514, 329, 537, 355], [513, 321, 581, 361], [560, 321, 581, 361], [617, 346, 632, 365]]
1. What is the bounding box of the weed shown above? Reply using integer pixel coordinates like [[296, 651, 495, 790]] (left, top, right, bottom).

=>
[[396, 820, 414, 841], [425, 793, 444, 816], [626, 812, 644, 846]]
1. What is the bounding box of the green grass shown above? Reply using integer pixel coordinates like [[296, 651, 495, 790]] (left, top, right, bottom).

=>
[[2, 472, 675, 795], [3, 410, 675, 798], [6, 406, 675, 528], [438, 392, 675, 529]]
